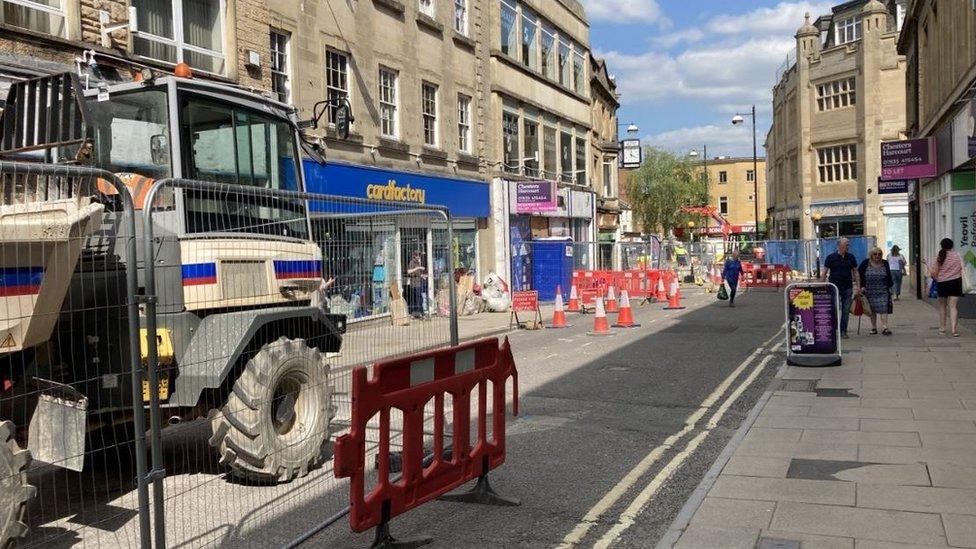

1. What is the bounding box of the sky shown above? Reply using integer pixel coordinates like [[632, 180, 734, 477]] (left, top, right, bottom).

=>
[[583, 0, 836, 159]]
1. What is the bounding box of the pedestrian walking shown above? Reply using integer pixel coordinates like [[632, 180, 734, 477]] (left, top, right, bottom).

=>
[[722, 249, 743, 307], [406, 250, 428, 317], [928, 238, 964, 337], [822, 237, 860, 339], [859, 247, 894, 335], [887, 245, 907, 300]]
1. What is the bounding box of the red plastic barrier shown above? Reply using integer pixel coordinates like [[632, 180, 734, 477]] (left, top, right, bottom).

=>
[[333, 337, 519, 533]]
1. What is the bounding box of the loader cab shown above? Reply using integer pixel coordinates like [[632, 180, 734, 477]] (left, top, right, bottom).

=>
[[83, 76, 310, 240]]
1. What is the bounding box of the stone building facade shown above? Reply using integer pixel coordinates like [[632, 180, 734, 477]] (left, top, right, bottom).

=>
[[0, 0, 271, 96], [701, 157, 768, 234], [590, 54, 623, 247], [766, 0, 908, 248], [898, 0, 976, 304]]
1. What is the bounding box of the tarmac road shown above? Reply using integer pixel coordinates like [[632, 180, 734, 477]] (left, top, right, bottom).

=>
[[20, 287, 786, 548]]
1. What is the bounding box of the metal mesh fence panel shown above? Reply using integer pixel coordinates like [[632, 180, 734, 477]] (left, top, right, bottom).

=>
[[140, 179, 458, 547], [0, 161, 149, 547]]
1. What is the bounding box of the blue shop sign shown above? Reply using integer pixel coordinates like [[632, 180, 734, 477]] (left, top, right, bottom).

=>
[[303, 160, 490, 218]]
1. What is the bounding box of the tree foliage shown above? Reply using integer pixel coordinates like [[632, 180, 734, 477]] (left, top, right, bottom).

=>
[[628, 147, 708, 237]]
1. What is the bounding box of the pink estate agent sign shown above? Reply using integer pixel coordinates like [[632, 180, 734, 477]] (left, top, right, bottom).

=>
[[881, 138, 937, 181], [514, 181, 557, 213]]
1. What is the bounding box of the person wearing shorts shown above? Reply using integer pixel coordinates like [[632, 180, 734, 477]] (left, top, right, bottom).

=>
[[929, 238, 964, 337]]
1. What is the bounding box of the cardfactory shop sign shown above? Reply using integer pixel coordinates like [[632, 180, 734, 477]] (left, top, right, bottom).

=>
[[365, 180, 427, 204]]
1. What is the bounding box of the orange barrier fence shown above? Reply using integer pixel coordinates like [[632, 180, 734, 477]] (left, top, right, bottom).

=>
[[741, 263, 791, 288], [333, 337, 519, 540]]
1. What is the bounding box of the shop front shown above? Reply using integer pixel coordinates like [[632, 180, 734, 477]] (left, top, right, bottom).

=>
[[921, 172, 975, 294], [304, 161, 490, 319], [490, 178, 596, 294]]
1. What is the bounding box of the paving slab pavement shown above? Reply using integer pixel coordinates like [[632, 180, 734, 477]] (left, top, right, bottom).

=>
[[662, 297, 976, 548]]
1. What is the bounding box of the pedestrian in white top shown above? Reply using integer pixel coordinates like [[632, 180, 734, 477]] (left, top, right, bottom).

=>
[[887, 245, 907, 300]]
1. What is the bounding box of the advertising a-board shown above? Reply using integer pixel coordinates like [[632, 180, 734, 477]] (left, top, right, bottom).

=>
[[785, 283, 842, 366]]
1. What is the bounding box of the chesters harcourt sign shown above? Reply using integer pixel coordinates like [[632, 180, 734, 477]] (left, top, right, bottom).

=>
[[365, 180, 426, 204]]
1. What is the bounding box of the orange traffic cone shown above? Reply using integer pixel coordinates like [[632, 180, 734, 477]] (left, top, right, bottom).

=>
[[587, 297, 613, 336], [655, 274, 667, 302], [567, 284, 581, 312], [550, 286, 570, 328], [664, 277, 686, 310], [613, 290, 640, 328], [605, 285, 619, 313]]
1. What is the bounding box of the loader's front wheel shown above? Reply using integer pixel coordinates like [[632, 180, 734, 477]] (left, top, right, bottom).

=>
[[209, 338, 333, 483], [0, 421, 35, 547]]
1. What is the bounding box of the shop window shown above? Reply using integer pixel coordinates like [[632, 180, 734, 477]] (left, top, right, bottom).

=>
[[2, 0, 66, 37], [132, 0, 226, 75], [500, 0, 518, 59], [326, 49, 350, 125], [422, 82, 438, 147], [838, 219, 864, 236], [521, 8, 538, 70], [502, 111, 520, 174], [523, 118, 539, 176]]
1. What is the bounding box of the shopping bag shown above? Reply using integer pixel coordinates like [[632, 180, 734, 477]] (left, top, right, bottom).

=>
[[860, 294, 873, 316], [929, 279, 939, 299], [717, 282, 728, 301], [851, 295, 864, 316]]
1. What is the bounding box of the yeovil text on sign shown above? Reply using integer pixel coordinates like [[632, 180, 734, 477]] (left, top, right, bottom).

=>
[[880, 138, 937, 181]]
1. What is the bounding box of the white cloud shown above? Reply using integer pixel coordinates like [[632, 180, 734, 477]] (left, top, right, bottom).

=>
[[582, 0, 670, 25], [643, 124, 765, 158], [705, 1, 834, 36], [650, 28, 704, 49], [600, 37, 795, 105]]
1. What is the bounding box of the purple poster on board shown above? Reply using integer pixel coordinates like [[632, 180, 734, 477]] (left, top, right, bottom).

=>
[[881, 138, 937, 181], [514, 181, 557, 213], [786, 283, 841, 366]]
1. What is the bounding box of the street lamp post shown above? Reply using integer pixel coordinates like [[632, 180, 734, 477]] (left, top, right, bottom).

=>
[[732, 106, 760, 238], [689, 145, 709, 237]]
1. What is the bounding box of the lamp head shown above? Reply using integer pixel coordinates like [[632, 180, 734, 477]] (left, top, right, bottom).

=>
[[688, 149, 699, 158], [626, 123, 639, 134], [731, 114, 744, 126]]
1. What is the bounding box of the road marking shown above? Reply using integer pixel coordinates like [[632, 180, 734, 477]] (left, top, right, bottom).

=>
[[544, 353, 559, 360], [593, 353, 776, 547], [581, 342, 593, 348], [557, 326, 784, 547]]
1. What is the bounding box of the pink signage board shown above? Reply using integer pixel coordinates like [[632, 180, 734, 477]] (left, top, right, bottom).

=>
[[514, 181, 557, 213], [881, 138, 937, 181]]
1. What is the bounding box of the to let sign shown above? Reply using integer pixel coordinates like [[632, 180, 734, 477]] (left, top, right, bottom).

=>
[[881, 138, 937, 181], [511, 291, 539, 312], [515, 181, 557, 213]]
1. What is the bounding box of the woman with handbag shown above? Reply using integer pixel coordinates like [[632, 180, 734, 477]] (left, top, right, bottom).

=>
[[858, 247, 894, 335], [929, 238, 964, 337], [722, 249, 744, 308]]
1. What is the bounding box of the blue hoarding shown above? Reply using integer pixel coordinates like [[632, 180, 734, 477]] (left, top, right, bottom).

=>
[[303, 160, 490, 218]]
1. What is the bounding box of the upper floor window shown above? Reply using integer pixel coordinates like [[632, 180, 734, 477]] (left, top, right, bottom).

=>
[[543, 125, 557, 177], [718, 171, 728, 183], [454, 0, 467, 34], [540, 24, 556, 81], [817, 144, 857, 183], [602, 162, 613, 197], [719, 196, 729, 215], [502, 111, 520, 174], [379, 67, 399, 138], [457, 94, 471, 153], [746, 169, 755, 182], [574, 136, 586, 185], [270, 30, 291, 103], [572, 50, 585, 94], [835, 16, 861, 44], [1, 0, 66, 37], [817, 77, 856, 111], [325, 49, 349, 125], [521, 9, 538, 70], [523, 117, 539, 176], [558, 39, 571, 88], [419, 0, 434, 17], [560, 129, 573, 183], [422, 82, 439, 147], [500, 0, 517, 59], [132, 0, 226, 74]]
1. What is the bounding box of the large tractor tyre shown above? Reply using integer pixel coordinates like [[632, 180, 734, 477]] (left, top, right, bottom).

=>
[[209, 337, 333, 483], [0, 421, 35, 547]]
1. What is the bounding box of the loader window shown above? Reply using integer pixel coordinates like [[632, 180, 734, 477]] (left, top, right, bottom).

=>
[[182, 97, 307, 239]]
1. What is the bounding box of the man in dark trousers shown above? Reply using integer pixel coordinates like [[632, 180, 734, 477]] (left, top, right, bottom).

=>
[[822, 237, 860, 339]]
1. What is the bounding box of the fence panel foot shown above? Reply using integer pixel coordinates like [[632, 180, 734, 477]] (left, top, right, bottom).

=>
[[369, 522, 433, 549], [440, 457, 521, 507]]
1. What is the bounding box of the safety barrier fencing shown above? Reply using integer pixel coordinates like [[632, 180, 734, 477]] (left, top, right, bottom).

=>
[[0, 160, 527, 548], [334, 337, 518, 543]]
